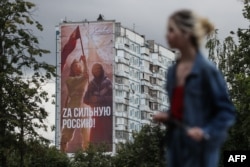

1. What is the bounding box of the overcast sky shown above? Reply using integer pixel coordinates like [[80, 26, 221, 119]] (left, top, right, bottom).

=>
[[29, 0, 248, 143]]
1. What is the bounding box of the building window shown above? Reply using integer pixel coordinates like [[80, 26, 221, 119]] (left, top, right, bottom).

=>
[[136, 71, 139, 79], [125, 92, 129, 99], [124, 104, 128, 112], [150, 64, 159, 73], [141, 85, 149, 94], [131, 44, 134, 52], [150, 77, 156, 84], [115, 130, 129, 140], [117, 84, 123, 89], [149, 90, 157, 98], [116, 103, 123, 111], [116, 117, 125, 125], [141, 85, 144, 93], [116, 90, 123, 97], [117, 64, 123, 71], [130, 122, 134, 130], [141, 111, 147, 120], [137, 46, 140, 54], [149, 102, 158, 110], [125, 38, 130, 47], [115, 77, 123, 84], [135, 97, 139, 105], [136, 124, 139, 132], [116, 130, 122, 139], [135, 110, 138, 118]]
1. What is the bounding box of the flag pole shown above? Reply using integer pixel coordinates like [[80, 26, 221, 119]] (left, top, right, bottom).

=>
[[78, 26, 89, 84]]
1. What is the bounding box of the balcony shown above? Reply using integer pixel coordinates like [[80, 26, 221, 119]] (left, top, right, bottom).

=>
[[114, 125, 129, 132], [115, 111, 128, 117], [123, 85, 130, 92], [141, 80, 152, 87], [115, 71, 128, 78], [117, 44, 126, 50], [141, 47, 150, 56], [153, 73, 163, 79], [151, 59, 162, 67], [141, 54, 151, 62], [115, 97, 129, 105], [114, 138, 127, 144], [141, 119, 151, 125], [152, 85, 163, 91], [115, 84, 130, 92], [124, 53, 130, 60], [115, 57, 129, 65], [140, 105, 151, 112], [140, 93, 150, 99], [141, 66, 152, 74], [156, 97, 163, 103]]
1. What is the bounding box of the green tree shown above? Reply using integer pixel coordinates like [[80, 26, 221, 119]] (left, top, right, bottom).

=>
[[206, 0, 250, 166], [28, 141, 70, 167], [0, 0, 56, 166], [70, 144, 113, 167], [113, 125, 166, 167], [7, 139, 70, 167], [68, 125, 166, 167]]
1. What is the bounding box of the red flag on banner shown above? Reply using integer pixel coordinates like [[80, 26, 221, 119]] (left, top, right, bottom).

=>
[[61, 26, 81, 71]]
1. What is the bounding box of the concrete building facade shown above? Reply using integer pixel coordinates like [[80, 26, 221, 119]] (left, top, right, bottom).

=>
[[113, 22, 175, 150]]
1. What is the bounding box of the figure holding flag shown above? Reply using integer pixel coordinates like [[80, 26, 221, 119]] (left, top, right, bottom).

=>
[[60, 26, 90, 152], [61, 55, 90, 152]]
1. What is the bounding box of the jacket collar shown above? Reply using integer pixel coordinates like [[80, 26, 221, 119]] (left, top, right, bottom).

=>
[[167, 51, 205, 99], [190, 51, 204, 76], [173, 51, 204, 76]]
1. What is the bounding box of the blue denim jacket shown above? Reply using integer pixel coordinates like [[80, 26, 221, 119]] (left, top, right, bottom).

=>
[[166, 52, 236, 148]]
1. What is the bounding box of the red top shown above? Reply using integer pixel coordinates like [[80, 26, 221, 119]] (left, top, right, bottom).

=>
[[170, 86, 184, 121]]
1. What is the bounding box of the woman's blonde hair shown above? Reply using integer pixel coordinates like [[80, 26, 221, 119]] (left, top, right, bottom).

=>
[[170, 9, 214, 49], [69, 59, 83, 77]]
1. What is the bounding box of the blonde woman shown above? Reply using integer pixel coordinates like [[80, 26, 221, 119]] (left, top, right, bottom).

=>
[[154, 10, 235, 167]]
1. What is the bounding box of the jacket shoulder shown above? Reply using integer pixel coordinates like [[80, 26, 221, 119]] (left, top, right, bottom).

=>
[[102, 77, 112, 84], [200, 56, 219, 74]]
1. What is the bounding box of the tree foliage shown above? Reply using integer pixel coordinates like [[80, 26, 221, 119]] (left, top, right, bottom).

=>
[[70, 144, 112, 167], [28, 143, 70, 167], [206, 1, 250, 166], [69, 125, 166, 167], [0, 0, 56, 166], [113, 125, 166, 167], [7, 140, 70, 167]]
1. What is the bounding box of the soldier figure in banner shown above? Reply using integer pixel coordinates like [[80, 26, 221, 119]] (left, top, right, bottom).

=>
[[84, 63, 113, 150], [61, 55, 90, 152]]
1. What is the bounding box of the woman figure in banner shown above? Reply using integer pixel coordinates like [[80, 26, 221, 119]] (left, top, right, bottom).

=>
[[153, 9, 235, 167], [61, 55, 90, 152]]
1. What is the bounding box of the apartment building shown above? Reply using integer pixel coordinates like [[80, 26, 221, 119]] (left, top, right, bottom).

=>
[[55, 20, 175, 153], [113, 22, 175, 146]]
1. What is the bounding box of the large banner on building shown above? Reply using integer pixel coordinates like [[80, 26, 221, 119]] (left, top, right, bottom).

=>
[[60, 22, 114, 153]]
